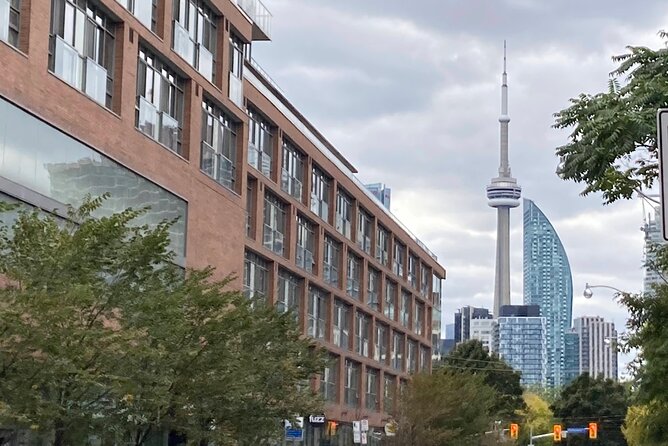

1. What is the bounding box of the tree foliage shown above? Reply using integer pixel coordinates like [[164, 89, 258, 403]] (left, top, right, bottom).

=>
[[518, 392, 554, 444], [553, 31, 668, 203], [623, 401, 668, 446], [551, 374, 629, 446], [0, 197, 324, 445]]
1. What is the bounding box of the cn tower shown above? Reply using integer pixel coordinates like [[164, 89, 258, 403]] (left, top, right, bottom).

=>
[[486, 42, 522, 318]]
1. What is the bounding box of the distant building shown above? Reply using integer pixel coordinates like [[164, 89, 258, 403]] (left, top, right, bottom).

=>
[[572, 316, 618, 381], [471, 318, 495, 352], [564, 329, 580, 385], [441, 339, 456, 356], [642, 204, 665, 293], [494, 305, 548, 387], [454, 306, 493, 343], [365, 183, 391, 210]]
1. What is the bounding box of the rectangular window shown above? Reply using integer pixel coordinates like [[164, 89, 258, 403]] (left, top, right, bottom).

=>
[[247, 108, 272, 177], [263, 193, 286, 256], [384, 281, 396, 321], [310, 166, 330, 222], [346, 254, 361, 299], [0, 0, 20, 48], [320, 356, 339, 403], [173, 0, 216, 81], [384, 374, 395, 414], [414, 302, 424, 336], [408, 254, 418, 289], [228, 33, 245, 107], [117, 0, 156, 31], [366, 369, 379, 410], [307, 286, 327, 340], [201, 100, 237, 190], [50, 0, 116, 108], [355, 312, 370, 357], [246, 178, 255, 238], [391, 331, 404, 371], [323, 235, 340, 287], [432, 273, 442, 308], [393, 241, 405, 277], [420, 263, 430, 298], [367, 268, 380, 311], [333, 300, 350, 350], [335, 189, 352, 239], [357, 208, 372, 254], [296, 215, 315, 273], [400, 291, 411, 328], [277, 269, 301, 320], [136, 48, 184, 154], [344, 360, 360, 407], [419, 346, 429, 372], [243, 251, 268, 302], [374, 323, 388, 363], [407, 340, 417, 374], [376, 226, 389, 266], [281, 140, 304, 201]]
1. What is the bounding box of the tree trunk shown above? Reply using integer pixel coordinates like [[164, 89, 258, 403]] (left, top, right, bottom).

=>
[[53, 419, 65, 446]]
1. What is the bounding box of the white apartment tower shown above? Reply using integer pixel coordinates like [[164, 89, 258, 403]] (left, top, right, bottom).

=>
[[572, 316, 618, 381]]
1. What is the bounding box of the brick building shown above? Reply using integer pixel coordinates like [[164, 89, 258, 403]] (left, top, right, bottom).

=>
[[0, 0, 446, 444]]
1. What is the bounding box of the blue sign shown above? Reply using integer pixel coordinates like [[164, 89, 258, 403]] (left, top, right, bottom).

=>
[[285, 428, 304, 441], [567, 428, 589, 435]]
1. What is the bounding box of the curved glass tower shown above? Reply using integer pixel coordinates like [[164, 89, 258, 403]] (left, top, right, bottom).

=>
[[523, 198, 573, 388]]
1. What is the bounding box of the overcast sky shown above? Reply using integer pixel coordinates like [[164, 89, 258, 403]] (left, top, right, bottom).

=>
[[252, 0, 668, 375]]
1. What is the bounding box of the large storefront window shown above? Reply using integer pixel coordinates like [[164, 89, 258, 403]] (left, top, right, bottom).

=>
[[0, 97, 187, 263]]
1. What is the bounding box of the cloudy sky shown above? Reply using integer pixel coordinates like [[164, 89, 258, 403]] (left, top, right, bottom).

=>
[[252, 0, 668, 374]]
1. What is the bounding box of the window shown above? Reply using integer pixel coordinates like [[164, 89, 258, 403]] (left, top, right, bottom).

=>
[[228, 33, 245, 107], [320, 356, 339, 402], [355, 312, 370, 357], [376, 226, 389, 266], [323, 235, 340, 287], [281, 140, 304, 201], [247, 108, 272, 177], [117, 0, 156, 31], [243, 251, 268, 302], [277, 269, 301, 320], [50, 0, 115, 107], [384, 281, 396, 321], [400, 291, 411, 328], [407, 340, 417, 374], [357, 208, 372, 254], [384, 374, 395, 414], [420, 263, 430, 298], [374, 323, 388, 363], [408, 254, 418, 289], [419, 346, 429, 372], [391, 331, 404, 371], [335, 189, 352, 239], [333, 300, 350, 350], [366, 369, 379, 410], [307, 286, 327, 340], [201, 100, 237, 190], [246, 179, 255, 237], [346, 254, 361, 299], [263, 193, 286, 256], [136, 48, 184, 154], [344, 360, 360, 407], [0, 0, 20, 48], [173, 0, 216, 81], [433, 273, 442, 308], [367, 268, 380, 311], [414, 302, 424, 336], [393, 241, 405, 277], [310, 166, 330, 222], [296, 215, 315, 273]]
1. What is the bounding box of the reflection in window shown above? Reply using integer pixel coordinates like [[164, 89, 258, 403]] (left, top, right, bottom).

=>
[[376, 226, 389, 266], [307, 286, 327, 340], [366, 369, 379, 410], [201, 100, 237, 190], [346, 254, 360, 299], [0, 0, 20, 48], [296, 215, 315, 273], [408, 254, 418, 289], [393, 240, 405, 277], [344, 360, 360, 407], [117, 0, 156, 31], [367, 268, 380, 311], [335, 188, 352, 239], [384, 281, 396, 321], [281, 140, 304, 201], [333, 300, 350, 350], [263, 193, 285, 256], [400, 291, 411, 328], [357, 208, 372, 254], [384, 374, 395, 414], [374, 323, 388, 363], [247, 108, 273, 177], [277, 269, 300, 321], [50, 0, 115, 107], [310, 166, 330, 222], [323, 235, 340, 287], [419, 345, 429, 372], [243, 251, 268, 302], [355, 312, 370, 357], [407, 340, 417, 374], [414, 302, 424, 336], [420, 263, 431, 298], [228, 33, 245, 107], [392, 331, 404, 371], [136, 48, 185, 154], [320, 356, 339, 402], [173, 0, 216, 81]]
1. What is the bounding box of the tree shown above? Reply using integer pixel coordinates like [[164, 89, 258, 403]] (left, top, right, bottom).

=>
[[442, 340, 526, 421], [623, 401, 668, 446], [519, 392, 554, 443], [388, 371, 496, 446], [551, 374, 629, 446], [553, 31, 668, 203], [0, 197, 324, 445]]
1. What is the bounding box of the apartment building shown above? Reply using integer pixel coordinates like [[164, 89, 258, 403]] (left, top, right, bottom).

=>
[[0, 1, 446, 444]]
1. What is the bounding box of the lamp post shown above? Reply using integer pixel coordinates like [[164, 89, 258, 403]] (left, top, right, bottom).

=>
[[582, 283, 626, 299]]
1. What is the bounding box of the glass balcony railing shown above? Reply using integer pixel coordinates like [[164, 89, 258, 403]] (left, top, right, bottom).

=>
[[236, 0, 272, 41]]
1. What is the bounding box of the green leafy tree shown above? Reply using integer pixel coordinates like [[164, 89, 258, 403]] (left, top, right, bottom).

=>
[[623, 401, 668, 446], [517, 392, 554, 444], [551, 374, 629, 446], [0, 197, 324, 445]]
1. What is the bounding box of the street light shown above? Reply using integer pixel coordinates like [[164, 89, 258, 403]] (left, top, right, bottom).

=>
[[583, 283, 625, 299]]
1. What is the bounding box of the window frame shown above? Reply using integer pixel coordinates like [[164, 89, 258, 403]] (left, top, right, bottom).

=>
[[295, 214, 315, 273], [247, 107, 273, 177], [172, 0, 217, 81], [277, 269, 301, 320], [263, 192, 286, 256], [281, 139, 305, 201], [357, 208, 372, 254], [310, 165, 330, 222], [335, 188, 353, 239], [243, 251, 268, 302], [376, 225, 389, 266], [346, 253, 361, 299], [323, 235, 340, 287], [333, 300, 350, 350], [201, 99, 237, 190], [307, 286, 327, 340], [355, 311, 371, 357]]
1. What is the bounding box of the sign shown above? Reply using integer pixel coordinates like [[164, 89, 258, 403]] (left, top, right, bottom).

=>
[[361, 432, 368, 445], [309, 415, 326, 425], [384, 420, 398, 437], [353, 421, 361, 444], [360, 419, 369, 432], [285, 428, 303, 441], [657, 109, 668, 240]]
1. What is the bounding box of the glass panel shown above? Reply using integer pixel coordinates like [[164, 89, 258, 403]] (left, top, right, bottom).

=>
[[134, 0, 153, 30], [218, 155, 234, 189], [85, 57, 107, 105], [55, 36, 84, 90], [0, 0, 9, 43], [159, 112, 179, 152], [201, 142, 215, 178], [173, 21, 195, 65], [228, 73, 243, 108], [198, 45, 214, 82], [138, 96, 158, 139]]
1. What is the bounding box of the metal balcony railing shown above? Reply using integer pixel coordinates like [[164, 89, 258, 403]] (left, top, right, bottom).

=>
[[236, 0, 272, 40]]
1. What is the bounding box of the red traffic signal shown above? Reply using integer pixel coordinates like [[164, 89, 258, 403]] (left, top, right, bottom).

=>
[[509, 423, 519, 439], [553, 424, 563, 442], [588, 422, 598, 440]]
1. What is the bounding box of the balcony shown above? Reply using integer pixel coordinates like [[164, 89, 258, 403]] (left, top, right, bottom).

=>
[[236, 0, 272, 41]]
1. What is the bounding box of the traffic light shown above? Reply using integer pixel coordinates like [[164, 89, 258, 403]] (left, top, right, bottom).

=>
[[588, 422, 598, 440], [326, 421, 337, 436], [553, 424, 562, 442], [509, 423, 519, 439]]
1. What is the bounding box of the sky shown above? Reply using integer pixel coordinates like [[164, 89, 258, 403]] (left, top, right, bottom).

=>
[[251, 0, 668, 376]]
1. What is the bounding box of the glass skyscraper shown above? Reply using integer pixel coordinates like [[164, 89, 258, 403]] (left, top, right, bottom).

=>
[[523, 199, 573, 388]]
